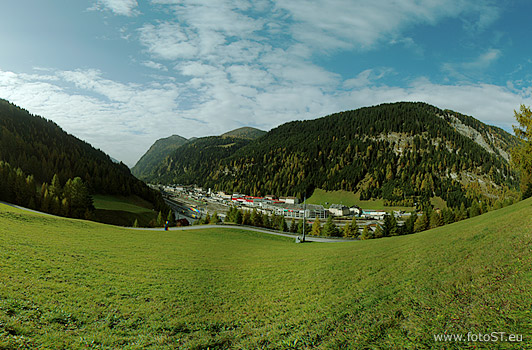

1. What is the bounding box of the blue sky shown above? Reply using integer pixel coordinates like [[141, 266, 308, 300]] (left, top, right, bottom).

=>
[[1, 0, 532, 166]]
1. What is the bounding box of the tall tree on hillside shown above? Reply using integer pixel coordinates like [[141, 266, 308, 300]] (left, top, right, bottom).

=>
[[49, 174, 62, 199], [414, 213, 428, 233], [63, 177, 93, 218], [511, 104, 532, 198]]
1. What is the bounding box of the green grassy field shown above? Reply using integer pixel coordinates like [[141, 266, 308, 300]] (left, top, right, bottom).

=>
[[1, 199, 531, 349], [92, 195, 154, 214], [308, 189, 417, 211], [91, 195, 156, 227]]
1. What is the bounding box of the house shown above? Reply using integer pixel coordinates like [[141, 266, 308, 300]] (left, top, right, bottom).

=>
[[349, 206, 361, 216], [329, 204, 350, 216]]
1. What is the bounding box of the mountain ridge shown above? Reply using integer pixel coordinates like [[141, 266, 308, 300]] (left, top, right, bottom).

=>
[[132, 127, 266, 180], [148, 102, 519, 209]]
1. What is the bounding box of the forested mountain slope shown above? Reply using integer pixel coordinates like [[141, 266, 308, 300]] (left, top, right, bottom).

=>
[[0, 99, 167, 215], [131, 134, 187, 179], [152, 102, 519, 209]]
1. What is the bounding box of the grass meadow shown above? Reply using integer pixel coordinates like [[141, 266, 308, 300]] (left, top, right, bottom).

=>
[[1, 199, 531, 349], [91, 195, 156, 227]]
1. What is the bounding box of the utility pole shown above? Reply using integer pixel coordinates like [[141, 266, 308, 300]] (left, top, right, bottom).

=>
[[301, 195, 307, 243]]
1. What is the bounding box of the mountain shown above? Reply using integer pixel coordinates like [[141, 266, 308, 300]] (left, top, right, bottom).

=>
[[146, 135, 252, 184], [150, 102, 519, 209], [131, 134, 187, 179], [221, 127, 266, 140], [133, 127, 265, 181], [0, 99, 168, 217]]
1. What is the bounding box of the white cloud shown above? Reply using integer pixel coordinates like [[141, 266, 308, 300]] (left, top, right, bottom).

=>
[[442, 48, 502, 81], [274, 0, 500, 50], [142, 61, 168, 71], [91, 0, 139, 17]]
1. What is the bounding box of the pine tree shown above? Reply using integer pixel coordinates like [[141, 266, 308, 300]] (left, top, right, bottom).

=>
[[290, 219, 298, 233], [311, 218, 322, 236], [156, 211, 164, 227], [167, 210, 175, 226], [469, 201, 481, 217], [413, 213, 428, 232], [374, 224, 384, 238], [430, 211, 444, 228], [383, 213, 398, 236], [342, 221, 352, 238], [403, 213, 416, 235], [442, 208, 455, 224], [361, 225, 373, 240], [323, 216, 340, 237], [242, 211, 251, 225], [279, 217, 288, 232], [49, 174, 62, 199], [211, 211, 220, 224], [235, 209, 243, 224]]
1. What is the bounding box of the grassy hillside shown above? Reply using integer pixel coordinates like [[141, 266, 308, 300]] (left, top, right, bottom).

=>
[[91, 195, 157, 227], [1, 200, 531, 349]]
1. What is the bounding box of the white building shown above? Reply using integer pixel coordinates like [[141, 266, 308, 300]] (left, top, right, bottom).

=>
[[329, 204, 350, 217], [279, 196, 299, 205]]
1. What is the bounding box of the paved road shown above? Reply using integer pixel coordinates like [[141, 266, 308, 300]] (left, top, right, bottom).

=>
[[126, 224, 354, 243], [1, 200, 353, 243]]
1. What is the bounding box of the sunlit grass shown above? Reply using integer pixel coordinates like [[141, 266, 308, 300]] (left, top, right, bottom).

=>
[[1, 199, 531, 349]]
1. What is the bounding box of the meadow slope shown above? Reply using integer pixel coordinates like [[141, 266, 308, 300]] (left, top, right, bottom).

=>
[[0, 200, 531, 349]]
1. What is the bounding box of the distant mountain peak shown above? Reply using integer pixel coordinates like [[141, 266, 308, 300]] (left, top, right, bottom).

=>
[[221, 127, 266, 140]]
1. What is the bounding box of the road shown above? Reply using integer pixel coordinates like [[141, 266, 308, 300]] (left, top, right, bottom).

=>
[[125, 224, 354, 243]]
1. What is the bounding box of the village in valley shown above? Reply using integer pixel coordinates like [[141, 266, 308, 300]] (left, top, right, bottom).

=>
[[157, 184, 414, 234]]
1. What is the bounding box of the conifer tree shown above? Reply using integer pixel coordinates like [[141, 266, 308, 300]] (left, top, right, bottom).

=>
[[374, 224, 384, 238], [403, 213, 416, 235], [323, 215, 340, 237], [290, 219, 298, 233], [311, 218, 322, 236], [156, 211, 164, 227], [279, 217, 288, 232], [413, 213, 428, 232], [430, 211, 444, 228], [235, 209, 243, 224], [167, 210, 175, 226], [133, 219, 139, 228], [361, 225, 373, 240]]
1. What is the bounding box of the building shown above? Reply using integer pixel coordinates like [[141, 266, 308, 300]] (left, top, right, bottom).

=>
[[272, 203, 328, 219], [361, 210, 386, 220], [329, 204, 350, 217], [279, 196, 299, 205], [350, 206, 361, 216]]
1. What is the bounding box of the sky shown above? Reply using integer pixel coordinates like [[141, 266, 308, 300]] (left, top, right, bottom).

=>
[[1, 0, 532, 166]]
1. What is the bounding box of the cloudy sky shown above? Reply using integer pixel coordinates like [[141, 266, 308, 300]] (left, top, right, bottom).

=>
[[1, 0, 532, 166]]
